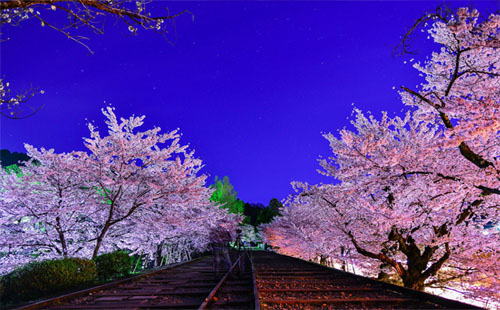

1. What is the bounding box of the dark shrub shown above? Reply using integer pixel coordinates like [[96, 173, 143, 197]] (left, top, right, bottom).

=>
[[94, 250, 132, 281], [1, 257, 97, 303], [0, 280, 4, 301]]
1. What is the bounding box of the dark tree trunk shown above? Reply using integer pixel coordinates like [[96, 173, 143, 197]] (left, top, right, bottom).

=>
[[92, 223, 111, 259], [155, 242, 164, 267], [56, 217, 68, 257], [377, 263, 391, 282], [319, 255, 327, 265], [402, 276, 426, 291], [93, 236, 103, 259]]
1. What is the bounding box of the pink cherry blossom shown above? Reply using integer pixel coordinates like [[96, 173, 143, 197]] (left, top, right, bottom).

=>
[[1, 107, 240, 274], [263, 8, 500, 304]]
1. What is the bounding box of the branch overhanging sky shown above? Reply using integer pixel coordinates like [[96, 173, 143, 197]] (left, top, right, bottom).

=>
[[1, 1, 499, 204]]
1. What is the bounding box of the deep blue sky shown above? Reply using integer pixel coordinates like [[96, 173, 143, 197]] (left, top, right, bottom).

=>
[[1, 1, 499, 204]]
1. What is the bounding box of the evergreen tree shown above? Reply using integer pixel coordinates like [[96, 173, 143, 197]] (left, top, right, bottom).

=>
[[209, 176, 244, 215], [257, 198, 282, 224], [0, 149, 30, 167]]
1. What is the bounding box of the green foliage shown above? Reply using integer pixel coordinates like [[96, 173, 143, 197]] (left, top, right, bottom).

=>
[[131, 254, 144, 273], [243, 202, 263, 226], [0, 257, 97, 303], [210, 176, 244, 214], [0, 149, 30, 168], [241, 216, 251, 226], [257, 198, 282, 224], [3, 164, 22, 177], [94, 186, 112, 205], [230, 199, 245, 214], [242, 199, 282, 227], [93, 250, 132, 281]]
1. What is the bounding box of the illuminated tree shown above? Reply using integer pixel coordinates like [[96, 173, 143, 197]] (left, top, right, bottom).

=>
[[80, 107, 234, 258], [210, 176, 245, 215], [263, 7, 500, 302], [0, 107, 240, 274], [0, 146, 98, 272], [264, 109, 500, 298]]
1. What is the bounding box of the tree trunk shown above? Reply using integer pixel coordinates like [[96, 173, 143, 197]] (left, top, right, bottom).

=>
[[377, 263, 391, 282], [155, 242, 164, 267], [92, 237, 103, 259], [56, 217, 68, 257], [402, 276, 426, 291], [92, 224, 110, 259], [319, 255, 327, 265]]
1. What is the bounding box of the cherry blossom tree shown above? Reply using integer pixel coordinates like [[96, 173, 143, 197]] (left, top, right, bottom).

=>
[[0, 107, 241, 274], [263, 7, 500, 303], [261, 193, 332, 261], [264, 109, 500, 300], [0, 146, 98, 273], [399, 7, 500, 193], [117, 189, 241, 265], [79, 107, 240, 259]]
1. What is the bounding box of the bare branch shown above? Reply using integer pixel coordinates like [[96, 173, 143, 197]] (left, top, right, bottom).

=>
[[0, 79, 44, 119], [1, 0, 190, 119], [393, 5, 454, 57], [346, 230, 407, 278]]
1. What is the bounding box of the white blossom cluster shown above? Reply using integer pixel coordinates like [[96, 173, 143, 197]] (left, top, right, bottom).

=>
[[0, 7, 35, 26]]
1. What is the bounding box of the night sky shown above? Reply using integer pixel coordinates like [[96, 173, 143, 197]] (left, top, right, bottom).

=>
[[1, 1, 499, 205]]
